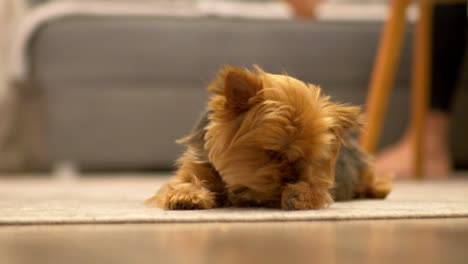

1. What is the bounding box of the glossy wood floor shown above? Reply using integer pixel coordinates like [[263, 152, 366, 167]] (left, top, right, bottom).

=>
[[1, 219, 467, 264]]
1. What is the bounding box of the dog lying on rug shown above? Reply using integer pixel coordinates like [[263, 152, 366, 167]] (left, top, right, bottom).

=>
[[146, 66, 392, 210]]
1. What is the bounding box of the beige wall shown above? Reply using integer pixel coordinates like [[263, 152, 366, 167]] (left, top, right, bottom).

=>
[[0, 0, 26, 170], [0, 0, 25, 79]]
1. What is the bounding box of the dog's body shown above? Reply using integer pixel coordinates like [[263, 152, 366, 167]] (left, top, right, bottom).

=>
[[147, 66, 392, 210]]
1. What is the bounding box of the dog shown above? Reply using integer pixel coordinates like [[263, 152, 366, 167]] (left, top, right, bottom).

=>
[[146, 66, 392, 210]]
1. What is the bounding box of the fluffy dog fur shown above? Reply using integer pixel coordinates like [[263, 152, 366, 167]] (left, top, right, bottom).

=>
[[146, 66, 392, 210]]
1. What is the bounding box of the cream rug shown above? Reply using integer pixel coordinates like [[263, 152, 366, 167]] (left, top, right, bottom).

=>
[[1, 175, 467, 225]]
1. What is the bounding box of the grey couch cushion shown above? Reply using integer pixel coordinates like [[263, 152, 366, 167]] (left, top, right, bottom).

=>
[[26, 16, 467, 170]]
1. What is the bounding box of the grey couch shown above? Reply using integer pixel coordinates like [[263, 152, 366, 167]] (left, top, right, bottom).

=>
[[11, 4, 468, 171]]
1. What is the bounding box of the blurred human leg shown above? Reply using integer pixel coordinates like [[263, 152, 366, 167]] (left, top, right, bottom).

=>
[[376, 4, 467, 178]]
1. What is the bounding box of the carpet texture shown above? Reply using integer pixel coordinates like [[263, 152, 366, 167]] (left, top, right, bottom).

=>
[[1, 175, 467, 225]]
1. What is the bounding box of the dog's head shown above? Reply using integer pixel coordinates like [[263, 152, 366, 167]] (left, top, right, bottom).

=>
[[205, 66, 362, 207]]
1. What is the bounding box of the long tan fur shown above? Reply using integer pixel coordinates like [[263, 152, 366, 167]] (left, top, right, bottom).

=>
[[147, 66, 392, 210]]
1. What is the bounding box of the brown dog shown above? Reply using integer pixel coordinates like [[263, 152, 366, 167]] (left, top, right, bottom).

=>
[[146, 66, 392, 210]]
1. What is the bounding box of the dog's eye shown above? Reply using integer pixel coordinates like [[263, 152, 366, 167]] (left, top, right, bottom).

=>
[[265, 150, 284, 161], [232, 186, 249, 194]]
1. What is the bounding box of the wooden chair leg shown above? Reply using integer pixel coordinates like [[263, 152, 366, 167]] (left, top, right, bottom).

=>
[[361, 0, 411, 154], [411, 0, 433, 178]]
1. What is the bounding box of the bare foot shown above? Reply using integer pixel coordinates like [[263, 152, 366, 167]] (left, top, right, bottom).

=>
[[375, 111, 452, 179], [283, 0, 321, 19]]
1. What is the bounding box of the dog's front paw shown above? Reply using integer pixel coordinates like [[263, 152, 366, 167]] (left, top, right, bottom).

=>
[[146, 184, 216, 210], [281, 182, 332, 210]]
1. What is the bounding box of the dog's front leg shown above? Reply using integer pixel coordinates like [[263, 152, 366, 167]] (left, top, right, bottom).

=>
[[280, 162, 335, 210], [281, 181, 333, 210], [146, 155, 226, 210]]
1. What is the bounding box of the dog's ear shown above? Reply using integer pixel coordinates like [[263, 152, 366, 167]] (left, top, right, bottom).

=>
[[328, 104, 364, 137], [223, 67, 263, 112], [309, 85, 363, 137]]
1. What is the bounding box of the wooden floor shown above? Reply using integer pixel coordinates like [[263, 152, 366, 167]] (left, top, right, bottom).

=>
[[1, 218, 467, 264]]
